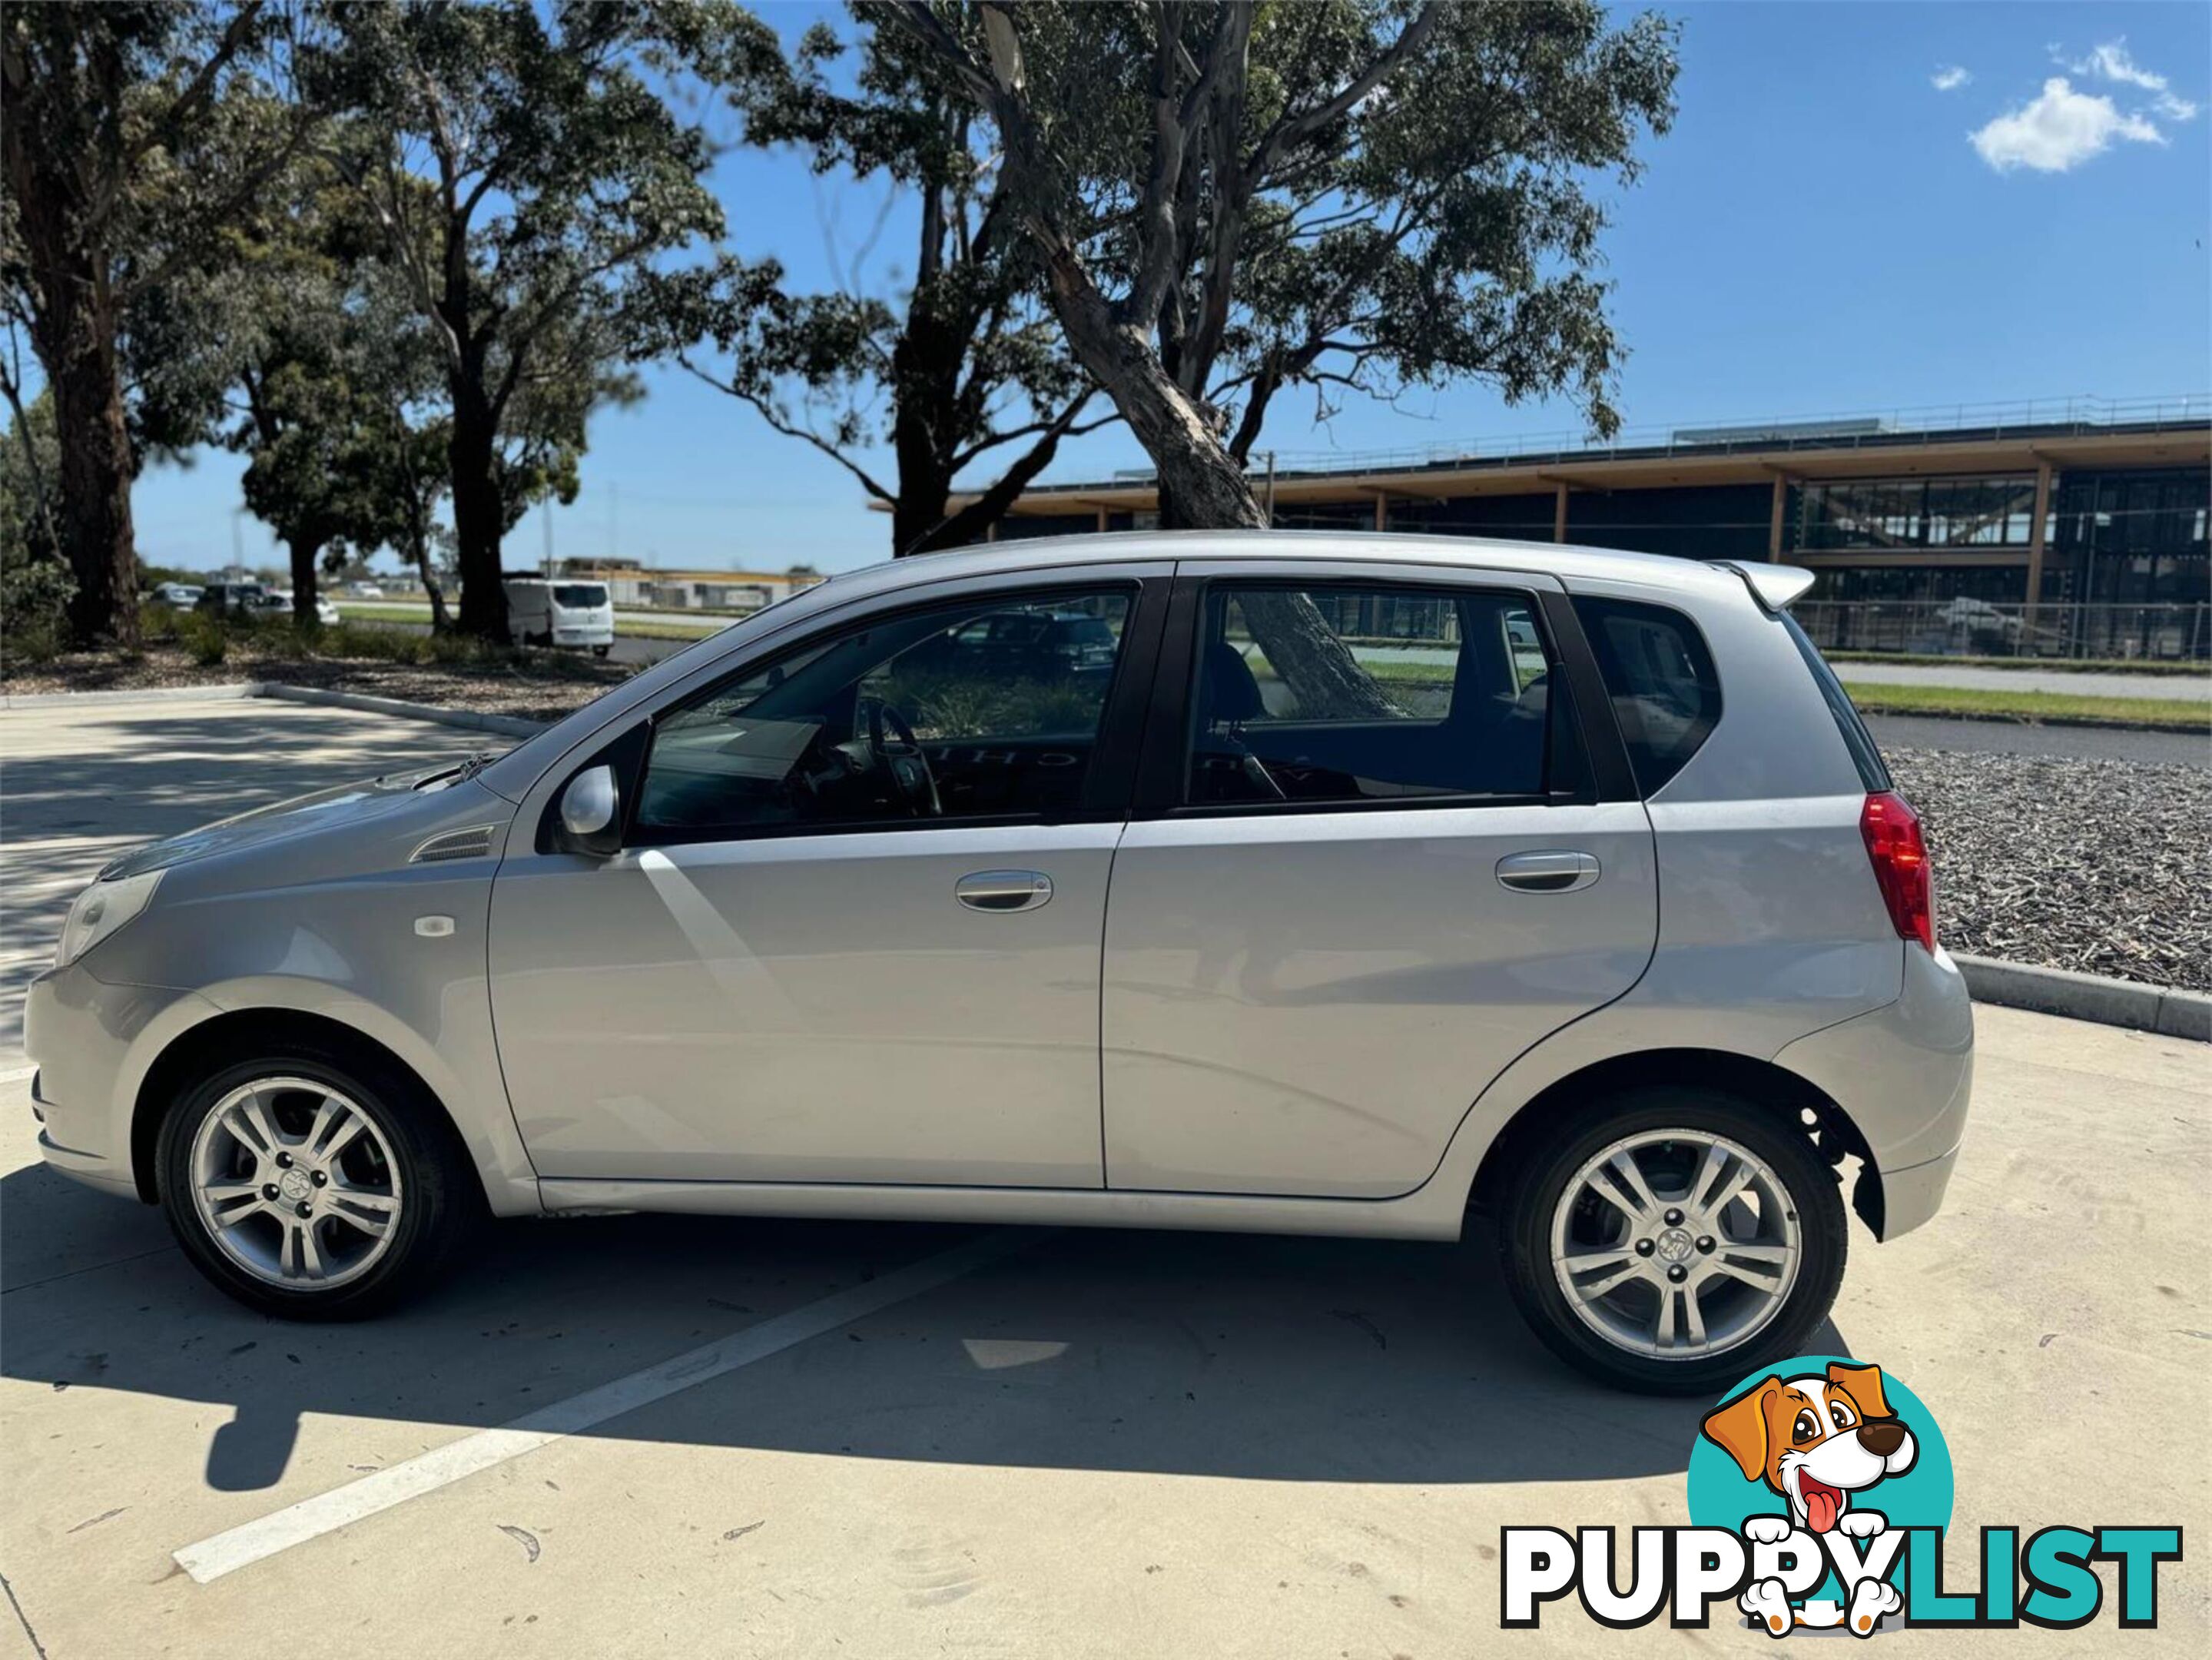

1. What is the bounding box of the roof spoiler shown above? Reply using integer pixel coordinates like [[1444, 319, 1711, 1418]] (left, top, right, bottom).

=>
[[1710, 560, 1816, 613]]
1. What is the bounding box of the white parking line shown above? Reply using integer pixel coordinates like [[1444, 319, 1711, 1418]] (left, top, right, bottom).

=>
[[172, 1230, 1030, 1584]]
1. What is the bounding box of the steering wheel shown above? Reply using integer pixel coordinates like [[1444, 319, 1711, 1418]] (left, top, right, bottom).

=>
[[859, 696, 942, 817]]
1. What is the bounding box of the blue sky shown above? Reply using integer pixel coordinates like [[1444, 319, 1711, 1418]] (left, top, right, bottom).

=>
[[127, 1, 2211, 578]]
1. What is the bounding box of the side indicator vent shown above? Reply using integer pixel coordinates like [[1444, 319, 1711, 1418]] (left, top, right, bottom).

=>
[[410, 824, 499, 865]]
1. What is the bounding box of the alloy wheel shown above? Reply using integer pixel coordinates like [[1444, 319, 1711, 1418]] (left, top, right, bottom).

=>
[[187, 1077, 403, 1290], [1548, 1128, 1802, 1360]]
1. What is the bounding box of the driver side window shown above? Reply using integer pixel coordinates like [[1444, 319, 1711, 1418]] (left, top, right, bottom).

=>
[[632, 589, 1133, 839]]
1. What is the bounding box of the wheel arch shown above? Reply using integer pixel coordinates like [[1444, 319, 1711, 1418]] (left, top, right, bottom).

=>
[[129, 1008, 528, 1213], [1465, 1047, 1884, 1238]]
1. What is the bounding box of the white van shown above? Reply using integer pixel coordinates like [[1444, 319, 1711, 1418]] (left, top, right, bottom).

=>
[[502, 576, 614, 656]]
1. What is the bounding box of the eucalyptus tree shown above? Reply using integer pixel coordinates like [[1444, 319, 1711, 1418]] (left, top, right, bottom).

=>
[[2, 0, 316, 643], [312, 0, 776, 639], [663, 12, 1105, 556], [877, 0, 1679, 520], [875, 0, 1676, 711]]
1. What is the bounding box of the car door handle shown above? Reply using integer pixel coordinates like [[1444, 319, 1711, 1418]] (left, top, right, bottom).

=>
[[1496, 851, 1600, 894], [955, 870, 1054, 913]]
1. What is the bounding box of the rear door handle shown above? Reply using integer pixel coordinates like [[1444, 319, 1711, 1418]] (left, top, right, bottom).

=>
[[955, 870, 1054, 912], [1496, 851, 1600, 894]]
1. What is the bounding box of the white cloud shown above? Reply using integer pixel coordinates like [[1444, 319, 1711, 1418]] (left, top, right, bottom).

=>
[[2071, 40, 2167, 93], [2063, 38, 2197, 120], [1931, 65, 1972, 93], [1969, 77, 2166, 172]]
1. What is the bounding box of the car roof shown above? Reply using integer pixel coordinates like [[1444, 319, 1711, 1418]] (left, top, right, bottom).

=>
[[800, 530, 1747, 611]]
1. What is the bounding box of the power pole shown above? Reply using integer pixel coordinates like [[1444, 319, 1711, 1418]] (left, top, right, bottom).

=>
[[542, 504, 554, 579]]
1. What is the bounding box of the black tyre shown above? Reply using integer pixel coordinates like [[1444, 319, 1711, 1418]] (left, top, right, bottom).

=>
[[592, 644, 611, 658], [155, 1041, 481, 1320], [1496, 1087, 1847, 1395]]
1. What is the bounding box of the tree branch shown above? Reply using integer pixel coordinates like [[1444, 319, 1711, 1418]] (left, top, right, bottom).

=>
[[678, 355, 895, 504], [1249, 2, 1441, 180]]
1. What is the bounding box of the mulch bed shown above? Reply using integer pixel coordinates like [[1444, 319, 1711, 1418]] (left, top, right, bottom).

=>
[[1888, 746, 2212, 992], [3, 642, 629, 723]]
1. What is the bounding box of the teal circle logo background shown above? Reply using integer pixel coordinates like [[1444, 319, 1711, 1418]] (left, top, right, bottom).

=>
[[1686, 1356, 1954, 1538]]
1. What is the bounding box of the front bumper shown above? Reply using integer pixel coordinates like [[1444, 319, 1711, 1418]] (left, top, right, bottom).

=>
[[24, 961, 215, 1203], [1774, 944, 1975, 1240]]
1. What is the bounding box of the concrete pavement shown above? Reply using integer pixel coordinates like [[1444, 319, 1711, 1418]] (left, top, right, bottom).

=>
[[2, 699, 2207, 1656]]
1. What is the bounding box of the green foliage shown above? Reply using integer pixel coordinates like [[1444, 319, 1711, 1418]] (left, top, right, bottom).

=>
[[874, 0, 1680, 503], [2, 2, 321, 642], [0, 556, 75, 667], [877, 668, 1106, 742], [174, 606, 232, 666], [0, 383, 61, 572], [308, 0, 774, 626], [650, 9, 1100, 552]]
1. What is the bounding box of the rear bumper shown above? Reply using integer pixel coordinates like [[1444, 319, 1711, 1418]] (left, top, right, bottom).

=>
[[1774, 944, 1975, 1240]]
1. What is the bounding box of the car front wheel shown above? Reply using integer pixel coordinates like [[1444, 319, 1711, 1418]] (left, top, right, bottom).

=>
[[1496, 1087, 1847, 1394], [156, 1044, 479, 1320]]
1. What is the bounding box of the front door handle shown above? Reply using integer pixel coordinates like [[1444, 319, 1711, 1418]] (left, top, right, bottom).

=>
[[955, 870, 1054, 913], [1496, 850, 1600, 894]]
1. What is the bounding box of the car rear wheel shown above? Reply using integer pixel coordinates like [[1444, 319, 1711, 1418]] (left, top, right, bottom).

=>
[[1496, 1087, 1847, 1394], [156, 1044, 479, 1320]]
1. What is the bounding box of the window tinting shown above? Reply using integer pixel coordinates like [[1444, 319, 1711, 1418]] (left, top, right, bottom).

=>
[[552, 584, 608, 608], [1781, 613, 1892, 792], [635, 590, 1131, 837], [1185, 584, 1559, 806], [1571, 597, 1721, 795]]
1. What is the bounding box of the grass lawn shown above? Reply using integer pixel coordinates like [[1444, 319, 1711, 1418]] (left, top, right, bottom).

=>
[[1839, 681, 2210, 730], [336, 602, 728, 641], [1825, 649, 2209, 677]]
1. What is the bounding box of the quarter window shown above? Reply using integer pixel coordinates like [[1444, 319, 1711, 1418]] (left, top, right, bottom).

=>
[[1184, 583, 1560, 806], [1571, 597, 1722, 795], [634, 589, 1133, 837]]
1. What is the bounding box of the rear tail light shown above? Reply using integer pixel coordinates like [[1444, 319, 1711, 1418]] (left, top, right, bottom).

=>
[[1859, 791, 1935, 952]]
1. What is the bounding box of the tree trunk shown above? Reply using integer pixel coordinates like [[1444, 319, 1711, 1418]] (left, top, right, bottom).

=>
[[1037, 248, 1392, 715], [447, 387, 508, 642], [287, 534, 323, 627], [48, 316, 141, 646]]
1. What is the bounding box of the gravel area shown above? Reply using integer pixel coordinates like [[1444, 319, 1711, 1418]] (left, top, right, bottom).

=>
[[1889, 745, 2212, 992], [2, 642, 628, 722]]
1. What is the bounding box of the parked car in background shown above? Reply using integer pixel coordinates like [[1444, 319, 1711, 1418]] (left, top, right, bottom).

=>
[[347, 582, 386, 598], [194, 581, 268, 618], [149, 582, 204, 609], [28, 533, 1972, 1395], [502, 576, 614, 656], [254, 589, 343, 627], [899, 604, 1122, 683]]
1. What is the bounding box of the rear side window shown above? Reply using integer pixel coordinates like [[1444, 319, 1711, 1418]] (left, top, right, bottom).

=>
[[1781, 613, 1892, 791], [1183, 582, 1564, 806], [1571, 597, 1721, 795]]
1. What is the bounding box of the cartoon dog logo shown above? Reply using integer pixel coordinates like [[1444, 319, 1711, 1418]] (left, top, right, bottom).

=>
[[1700, 1361, 1918, 1635]]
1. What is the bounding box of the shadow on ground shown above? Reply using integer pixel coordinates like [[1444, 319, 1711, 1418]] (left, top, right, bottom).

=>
[[0, 707, 490, 1051], [1, 1160, 1844, 1496]]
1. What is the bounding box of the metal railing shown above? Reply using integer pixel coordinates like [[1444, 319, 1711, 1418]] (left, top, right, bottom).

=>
[[1794, 600, 2211, 662], [1039, 393, 2211, 491]]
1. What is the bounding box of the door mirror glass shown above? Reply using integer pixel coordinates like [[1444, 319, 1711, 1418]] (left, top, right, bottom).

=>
[[557, 764, 622, 855]]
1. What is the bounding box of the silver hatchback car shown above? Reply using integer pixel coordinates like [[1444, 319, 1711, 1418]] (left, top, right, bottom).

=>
[[27, 534, 1973, 1393]]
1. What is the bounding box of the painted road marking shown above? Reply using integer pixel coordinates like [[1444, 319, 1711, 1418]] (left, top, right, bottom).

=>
[[173, 1230, 1030, 1584]]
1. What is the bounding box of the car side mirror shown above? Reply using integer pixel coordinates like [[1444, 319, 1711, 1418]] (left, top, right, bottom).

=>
[[555, 764, 622, 858]]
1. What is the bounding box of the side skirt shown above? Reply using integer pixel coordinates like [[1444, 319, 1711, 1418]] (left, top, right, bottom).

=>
[[536, 1177, 1467, 1241]]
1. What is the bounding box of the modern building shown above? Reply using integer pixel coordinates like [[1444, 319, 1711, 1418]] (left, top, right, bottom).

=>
[[960, 396, 2210, 658]]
